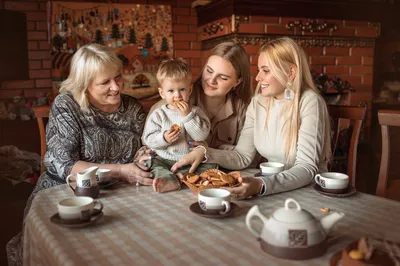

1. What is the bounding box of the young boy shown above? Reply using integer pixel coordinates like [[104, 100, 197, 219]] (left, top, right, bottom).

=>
[[142, 58, 215, 193]]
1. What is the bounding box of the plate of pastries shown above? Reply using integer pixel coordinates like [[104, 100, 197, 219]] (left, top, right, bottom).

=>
[[330, 237, 399, 266], [182, 169, 242, 194]]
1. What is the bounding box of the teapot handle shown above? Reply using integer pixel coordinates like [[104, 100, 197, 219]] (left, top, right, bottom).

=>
[[66, 175, 75, 192], [285, 198, 302, 211], [246, 205, 269, 238]]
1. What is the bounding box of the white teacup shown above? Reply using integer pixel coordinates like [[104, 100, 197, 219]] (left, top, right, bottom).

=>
[[198, 188, 231, 215], [57, 196, 103, 224], [260, 162, 284, 176], [315, 172, 349, 193], [96, 169, 111, 184]]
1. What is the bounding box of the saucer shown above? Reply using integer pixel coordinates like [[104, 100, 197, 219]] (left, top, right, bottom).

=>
[[189, 202, 239, 219], [99, 179, 119, 189], [312, 183, 357, 198], [253, 171, 274, 177], [50, 209, 103, 228], [329, 250, 342, 266]]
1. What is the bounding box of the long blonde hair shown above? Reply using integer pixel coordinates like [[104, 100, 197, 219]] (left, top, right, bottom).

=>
[[59, 44, 122, 110], [258, 37, 331, 165]]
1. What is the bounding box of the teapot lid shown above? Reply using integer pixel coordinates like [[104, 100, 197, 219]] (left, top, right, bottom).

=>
[[272, 198, 314, 223]]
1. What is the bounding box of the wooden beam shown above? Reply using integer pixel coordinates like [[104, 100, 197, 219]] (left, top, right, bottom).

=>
[[196, 0, 400, 27]]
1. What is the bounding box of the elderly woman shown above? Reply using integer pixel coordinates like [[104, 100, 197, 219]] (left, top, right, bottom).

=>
[[172, 37, 331, 199], [7, 44, 152, 266]]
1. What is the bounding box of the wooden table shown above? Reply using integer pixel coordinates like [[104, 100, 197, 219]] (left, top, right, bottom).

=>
[[24, 173, 400, 266]]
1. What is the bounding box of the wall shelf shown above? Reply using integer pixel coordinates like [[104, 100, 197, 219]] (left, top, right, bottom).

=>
[[196, 0, 400, 27], [380, 72, 400, 81]]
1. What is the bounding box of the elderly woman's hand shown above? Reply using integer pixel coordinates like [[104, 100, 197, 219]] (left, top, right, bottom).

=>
[[119, 163, 153, 185], [171, 148, 205, 173], [133, 146, 155, 168], [223, 177, 263, 200]]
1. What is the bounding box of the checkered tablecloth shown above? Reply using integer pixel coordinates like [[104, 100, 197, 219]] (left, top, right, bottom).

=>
[[24, 172, 400, 266]]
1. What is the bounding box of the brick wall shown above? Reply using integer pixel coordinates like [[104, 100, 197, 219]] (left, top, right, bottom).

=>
[[171, 0, 203, 79], [1, 0, 202, 98], [1, 2, 378, 135], [2, 1, 52, 99], [200, 16, 379, 136]]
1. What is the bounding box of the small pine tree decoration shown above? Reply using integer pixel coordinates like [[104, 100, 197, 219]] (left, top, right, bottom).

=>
[[161, 37, 168, 52], [145, 33, 153, 48], [52, 35, 63, 51], [111, 24, 120, 39], [129, 28, 136, 44], [94, 30, 104, 45]]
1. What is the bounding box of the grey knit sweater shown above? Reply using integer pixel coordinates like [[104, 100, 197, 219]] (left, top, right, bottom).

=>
[[142, 104, 210, 161]]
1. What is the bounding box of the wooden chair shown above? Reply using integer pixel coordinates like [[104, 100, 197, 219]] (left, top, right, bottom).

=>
[[33, 105, 50, 174], [376, 110, 400, 199], [141, 99, 159, 114], [327, 105, 366, 188]]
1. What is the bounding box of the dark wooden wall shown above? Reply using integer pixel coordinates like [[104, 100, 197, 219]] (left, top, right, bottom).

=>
[[0, 10, 29, 81]]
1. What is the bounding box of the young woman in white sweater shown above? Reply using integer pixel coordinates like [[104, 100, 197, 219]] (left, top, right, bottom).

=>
[[172, 37, 331, 199]]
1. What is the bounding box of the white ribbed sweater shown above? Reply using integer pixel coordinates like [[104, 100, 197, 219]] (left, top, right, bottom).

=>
[[142, 104, 210, 161], [207, 90, 329, 196]]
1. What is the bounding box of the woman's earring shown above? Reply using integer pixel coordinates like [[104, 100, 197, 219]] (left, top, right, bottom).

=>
[[284, 81, 294, 100]]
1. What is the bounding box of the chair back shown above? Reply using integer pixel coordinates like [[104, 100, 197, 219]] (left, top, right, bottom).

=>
[[376, 110, 400, 197], [33, 105, 50, 174], [141, 99, 158, 114], [327, 105, 366, 187]]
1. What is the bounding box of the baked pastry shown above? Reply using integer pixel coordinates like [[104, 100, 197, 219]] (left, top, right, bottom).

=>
[[341, 237, 397, 266], [173, 101, 184, 108], [320, 207, 330, 213], [182, 169, 242, 194], [170, 124, 182, 134], [186, 174, 200, 184]]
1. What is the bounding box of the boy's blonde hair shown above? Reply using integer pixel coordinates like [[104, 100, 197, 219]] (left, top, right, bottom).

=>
[[258, 37, 331, 165], [156, 58, 192, 86], [59, 44, 122, 110]]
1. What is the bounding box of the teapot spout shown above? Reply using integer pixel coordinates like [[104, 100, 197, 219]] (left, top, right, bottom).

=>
[[320, 212, 345, 234]]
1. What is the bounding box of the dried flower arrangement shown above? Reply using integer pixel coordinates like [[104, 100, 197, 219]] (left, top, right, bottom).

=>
[[311, 71, 355, 94]]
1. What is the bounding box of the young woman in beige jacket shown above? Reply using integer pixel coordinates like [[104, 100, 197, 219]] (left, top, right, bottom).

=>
[[143, 42, 253, 163], [172, 37, 331, 199]]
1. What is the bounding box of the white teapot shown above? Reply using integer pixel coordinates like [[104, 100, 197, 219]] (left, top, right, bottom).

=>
[[246, 198, 344, 260]]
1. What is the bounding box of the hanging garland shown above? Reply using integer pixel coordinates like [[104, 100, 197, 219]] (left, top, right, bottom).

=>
[[48, 2, 173, 55]]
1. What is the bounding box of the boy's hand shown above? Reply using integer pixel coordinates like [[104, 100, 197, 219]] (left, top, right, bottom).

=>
[[164, 129, 180, 144], [175, 101, 190, 117]]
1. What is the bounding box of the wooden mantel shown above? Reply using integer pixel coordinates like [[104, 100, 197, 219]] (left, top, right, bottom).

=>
[[196, 0, 400, 28]]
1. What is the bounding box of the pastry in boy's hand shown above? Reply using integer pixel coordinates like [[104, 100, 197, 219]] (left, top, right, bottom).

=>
[[173, 101, 184, 108], [170, 124, 182, 134]]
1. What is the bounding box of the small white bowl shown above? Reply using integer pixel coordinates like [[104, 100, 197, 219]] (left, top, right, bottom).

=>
[[260, 162, 284, 176]]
